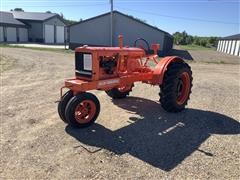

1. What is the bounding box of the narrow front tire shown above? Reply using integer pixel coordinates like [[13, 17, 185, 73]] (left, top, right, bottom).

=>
[[58, 90, 73, 123], [65, 92, 100, 128]]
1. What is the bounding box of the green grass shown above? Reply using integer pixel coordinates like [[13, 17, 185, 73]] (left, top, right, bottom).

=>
[[205, 60, 226, 64], [0, 44, 74, 54], [179, 44, 214, 51]]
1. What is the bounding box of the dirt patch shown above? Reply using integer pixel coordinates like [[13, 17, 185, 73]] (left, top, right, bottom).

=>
[[189, 50, 239, 64], [0, 47, 239, 179], [0, 54, 16, 73], [169, 45, 240, 64]]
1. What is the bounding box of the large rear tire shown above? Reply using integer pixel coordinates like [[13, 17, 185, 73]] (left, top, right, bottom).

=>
[[160, 61, 192, 112], [65, 92, 100, 128]]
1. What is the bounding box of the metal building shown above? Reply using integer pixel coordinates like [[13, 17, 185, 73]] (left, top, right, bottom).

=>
[[69, 11, 173, 55], [0, 12, 28, 42], [217, 34, 240, 57], [12, 11, 66, 43], [0, 11, 66, 44]]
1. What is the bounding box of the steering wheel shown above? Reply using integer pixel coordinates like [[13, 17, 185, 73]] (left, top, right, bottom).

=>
[[134, 38, 150, 54]]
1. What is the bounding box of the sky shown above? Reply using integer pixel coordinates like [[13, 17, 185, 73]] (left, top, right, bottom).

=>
[[1, 0, 239, 37]]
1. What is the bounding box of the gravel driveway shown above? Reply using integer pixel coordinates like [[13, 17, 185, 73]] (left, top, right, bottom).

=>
[[1, 47, 239, 179]]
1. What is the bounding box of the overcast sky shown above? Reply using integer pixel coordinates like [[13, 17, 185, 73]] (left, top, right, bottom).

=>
[[1, 0, 239, 37]]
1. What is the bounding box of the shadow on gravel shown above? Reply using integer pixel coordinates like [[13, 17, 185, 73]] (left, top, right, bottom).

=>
[[167, 49, 194, 60], [65, 97, 240, 171]]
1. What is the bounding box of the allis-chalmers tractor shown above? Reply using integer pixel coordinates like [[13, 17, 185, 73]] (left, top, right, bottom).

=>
[[58, 35, 192, 128]]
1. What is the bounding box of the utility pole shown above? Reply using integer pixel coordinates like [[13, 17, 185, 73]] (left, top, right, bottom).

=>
[[110, 0, 113, 46]]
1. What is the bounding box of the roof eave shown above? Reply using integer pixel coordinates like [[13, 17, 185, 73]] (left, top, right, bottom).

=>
[[43, 14, 65, 24], [0, 22, 27, 27], [13, 13, 61, 22], [68, 10, 172, 37]]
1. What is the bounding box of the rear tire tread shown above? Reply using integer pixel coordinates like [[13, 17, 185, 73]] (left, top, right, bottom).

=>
[[160, 61, 193, 112]]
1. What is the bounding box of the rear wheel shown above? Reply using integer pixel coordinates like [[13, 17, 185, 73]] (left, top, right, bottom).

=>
[[160, 61, 192, 112], [58, 90, 73, 123], [105, 84, 133, 99], [65, 92, 100, 128]]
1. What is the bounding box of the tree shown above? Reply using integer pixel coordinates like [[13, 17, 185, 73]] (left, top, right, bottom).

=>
[[173, 31, 182, 45], [193, 36, 201, 45], [13, 8, 24, 12], [58, 12, 79, 25], [200, 38, 207, 47], [208, 37, 218, 46], [173, 31, 190, 45], [186, 35, 193, 44]]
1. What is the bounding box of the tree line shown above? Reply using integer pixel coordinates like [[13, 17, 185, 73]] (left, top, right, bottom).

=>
[[173, 31, 219, 47]]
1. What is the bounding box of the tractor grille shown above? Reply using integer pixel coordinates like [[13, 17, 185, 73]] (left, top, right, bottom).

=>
[[75, 52, 92, 77]]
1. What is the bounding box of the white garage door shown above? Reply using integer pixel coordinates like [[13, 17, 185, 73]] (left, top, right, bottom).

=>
[[227, 40, 232, 54], [0, 26, 4, 42], [221, 40, 226, 52], [44, 24, 54, 43], [224, 41, 229, 53], [6, 27, 17, 42], [56, 26, 64, 43], [230, 40, 236, 55], [19, 28, 28, 42], [219, 41, 223, 52], [235, 40, 240, 56]]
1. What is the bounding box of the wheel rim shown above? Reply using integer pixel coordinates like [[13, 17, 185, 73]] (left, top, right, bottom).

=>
[[176, 72, 190, 105], [74, 100, 96, 124]]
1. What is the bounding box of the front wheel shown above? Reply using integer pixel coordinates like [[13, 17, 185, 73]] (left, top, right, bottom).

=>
[[65, 92, 100, 128], [160, 61, 192, 112], [58, 90, 73, 123]]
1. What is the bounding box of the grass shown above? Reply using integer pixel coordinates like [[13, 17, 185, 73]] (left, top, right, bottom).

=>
[[205, 60, 227, 64], [179, 44, 214, 51], [0, 44, 74, 54]]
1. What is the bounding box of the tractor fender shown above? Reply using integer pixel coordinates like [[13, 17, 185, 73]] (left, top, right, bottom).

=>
[[152, 56, 184, 85]]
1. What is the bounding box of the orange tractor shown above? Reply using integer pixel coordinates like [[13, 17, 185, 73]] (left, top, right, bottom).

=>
[[58, 35, 192, 128]]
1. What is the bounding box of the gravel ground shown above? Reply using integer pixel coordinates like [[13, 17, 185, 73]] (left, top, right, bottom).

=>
[[9, 43, 69, 49], [188, 50, 240, 64], [169, 45, 240, 64], [0, 47, 240, 179]]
